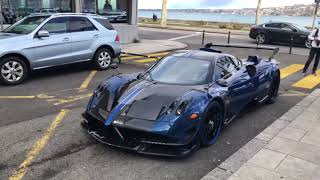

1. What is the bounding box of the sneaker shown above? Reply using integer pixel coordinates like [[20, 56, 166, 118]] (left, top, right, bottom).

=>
[[302, 72, 307, 76]]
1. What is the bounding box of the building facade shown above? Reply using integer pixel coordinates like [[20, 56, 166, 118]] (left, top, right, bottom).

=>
[[0, 0, 138, 43]]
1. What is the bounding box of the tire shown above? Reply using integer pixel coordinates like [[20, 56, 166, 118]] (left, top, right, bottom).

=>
[[0, 56, 28, 85], [305, 39, 312, 49], [93, 48, 113, 70], [256, 33, 268, 44], [265, 72, 280, 104], [200, 101, 224, 147]]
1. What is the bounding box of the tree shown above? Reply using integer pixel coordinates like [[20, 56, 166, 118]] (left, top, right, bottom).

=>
[[255, 0, 262, 25], [161, 0, 167, 27]]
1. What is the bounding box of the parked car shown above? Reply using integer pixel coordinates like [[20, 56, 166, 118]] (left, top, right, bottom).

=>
[[81, 44, 280, 157], [39, 8, 59, 14], [250, 22, 311, 48], [101, 11, 127, 23], [0, 13, 121, 85]]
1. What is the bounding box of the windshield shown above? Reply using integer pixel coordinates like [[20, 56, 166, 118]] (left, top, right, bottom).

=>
[[148, 56, 211, 85], [4, 16, 49, 34], [292, 23, 308, 31]]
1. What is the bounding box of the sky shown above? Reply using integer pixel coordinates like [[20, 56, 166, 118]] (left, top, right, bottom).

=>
[[138, 0, 314, 9]]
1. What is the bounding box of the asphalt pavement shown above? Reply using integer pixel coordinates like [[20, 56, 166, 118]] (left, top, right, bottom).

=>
[[1, 27, 318, 180]]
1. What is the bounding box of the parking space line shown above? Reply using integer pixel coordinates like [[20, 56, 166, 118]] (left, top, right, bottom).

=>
[[0, 94, 55, 100], [280, 64, 304, 79], [79, 70, 97, 92], [9, 109, 69, 180], [53, 93, 93, 106], [121, 52, 169, 61], [292, 69, 320, 89], [135, 58, 158, 63]]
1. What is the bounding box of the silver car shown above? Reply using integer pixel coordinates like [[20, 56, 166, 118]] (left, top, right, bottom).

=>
[[0, 13, 121, 85]]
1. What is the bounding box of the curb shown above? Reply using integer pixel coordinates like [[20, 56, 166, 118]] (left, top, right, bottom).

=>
[[201, 89, 320, 180]]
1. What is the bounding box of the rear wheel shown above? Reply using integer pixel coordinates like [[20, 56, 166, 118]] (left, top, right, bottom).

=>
[[0, 56, 28, 85], [305, 39, 312, 49], [266, 72, 280, 104], [93, 48, 113, 70], [200, 101, 224, 147]]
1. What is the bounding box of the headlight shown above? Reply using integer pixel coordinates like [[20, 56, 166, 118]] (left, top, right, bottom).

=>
[[176, 100, 189, 116]]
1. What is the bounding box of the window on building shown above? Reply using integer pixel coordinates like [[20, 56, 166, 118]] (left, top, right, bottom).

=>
[[96, 0, 128, 23]]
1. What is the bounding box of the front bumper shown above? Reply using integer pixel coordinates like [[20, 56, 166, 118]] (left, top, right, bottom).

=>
[[82, 112, 199, 157]]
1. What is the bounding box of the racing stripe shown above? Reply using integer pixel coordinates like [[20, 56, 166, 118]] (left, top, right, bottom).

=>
[[104, 86, 144, 126]]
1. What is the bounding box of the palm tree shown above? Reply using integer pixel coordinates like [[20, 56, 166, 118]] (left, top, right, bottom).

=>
[[161, 0, 167, 27], [255, 0, 262, 25]]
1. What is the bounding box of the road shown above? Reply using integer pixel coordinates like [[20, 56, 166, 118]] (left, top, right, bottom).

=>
[[0, 27, 318, 180]]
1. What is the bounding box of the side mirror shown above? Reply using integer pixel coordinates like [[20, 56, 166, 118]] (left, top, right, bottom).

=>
[[292, 29, 298, 32], [216, 79, 229, 87], [37, 30, 49, 38], [109, 63, 118, 69], [246, 65, 257, 77]]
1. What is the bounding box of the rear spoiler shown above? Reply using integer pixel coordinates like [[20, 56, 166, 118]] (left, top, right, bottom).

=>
[[203, 43, 280, 61]]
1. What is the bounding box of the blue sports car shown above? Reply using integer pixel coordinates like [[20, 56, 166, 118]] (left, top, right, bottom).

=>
[[81, 44, 280, 157]]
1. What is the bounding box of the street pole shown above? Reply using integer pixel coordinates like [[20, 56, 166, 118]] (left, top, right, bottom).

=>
[[255, 0, 262, 25], [0, 0, 3, 31], [161, 0, 167, 27], [312, 1, 319, 30]]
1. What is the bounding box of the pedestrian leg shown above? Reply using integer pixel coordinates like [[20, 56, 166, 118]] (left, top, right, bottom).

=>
[[303, 48, 316, 73], [312, 49, 320, 75]]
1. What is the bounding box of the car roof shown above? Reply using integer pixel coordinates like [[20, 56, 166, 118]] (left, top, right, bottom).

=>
[[171, 50, 228, 62], [29, 13, 103, 19]]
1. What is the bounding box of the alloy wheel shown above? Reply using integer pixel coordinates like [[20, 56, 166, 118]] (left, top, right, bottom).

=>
[[97, 51, 111, 68], [305, 39, 312, 49], [256, 34, 266, 44], [1, 61, 24, 82]]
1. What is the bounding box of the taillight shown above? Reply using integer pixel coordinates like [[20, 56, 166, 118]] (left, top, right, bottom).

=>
[[115, 35, 120, 42]]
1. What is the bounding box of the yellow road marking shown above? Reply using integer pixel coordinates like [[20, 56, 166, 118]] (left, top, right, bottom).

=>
[[0, 94, 55, 100], [0, 96, 36, 99], [53, 93, 93, 106], [292, 69, 320, 89], [280, 64, 304, 79], [121, 52, 169, 61], [9, 109, 69, 180], [79, 71, 97, 92], [135, 58, 158, 63]]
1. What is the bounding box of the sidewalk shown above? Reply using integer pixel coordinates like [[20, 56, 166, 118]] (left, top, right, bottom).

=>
[[202, 89, 320, 180], [139, 23, 249, 36], [122, 39, 187, 54]]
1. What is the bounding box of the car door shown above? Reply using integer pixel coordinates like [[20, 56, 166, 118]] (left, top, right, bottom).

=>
[[215, 56, 254, 118], [32, 17, 72, 68], [278, 23, 295, 43], [69, 17, 99, 62], [265, 23, 282, 42]]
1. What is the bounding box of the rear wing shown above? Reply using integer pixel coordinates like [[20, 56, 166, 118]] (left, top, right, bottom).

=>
[[203, 43, 280, 61]]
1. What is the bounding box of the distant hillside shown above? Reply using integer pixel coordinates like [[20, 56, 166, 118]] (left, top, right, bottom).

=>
[[140, 4, 317, 17]]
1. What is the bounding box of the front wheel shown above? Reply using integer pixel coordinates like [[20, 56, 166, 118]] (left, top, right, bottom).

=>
[[0, 56, 28, 85], [93, 48, 113, 70], [200, 101, 224, 147], [266, 72, 280, 104]]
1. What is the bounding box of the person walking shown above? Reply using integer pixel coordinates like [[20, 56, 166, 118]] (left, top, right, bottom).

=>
[[303, 28, 320, 76]]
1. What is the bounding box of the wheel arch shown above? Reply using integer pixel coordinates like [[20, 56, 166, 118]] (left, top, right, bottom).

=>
[[207, 97, 226, 119], [94, 45, 115, 59], [0, 53, 31, 71]]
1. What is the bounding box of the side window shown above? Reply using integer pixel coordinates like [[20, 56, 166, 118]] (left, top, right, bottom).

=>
[[229, 56, 241, 68], [69, 17, 97, 32], [41, 17, 67, 34], [214, 57, 236, 80], [265, 23, 281, 29], [93, 18, 114, 30]]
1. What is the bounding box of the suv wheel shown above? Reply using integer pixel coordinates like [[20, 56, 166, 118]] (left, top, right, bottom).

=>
[[0, 56, 28, 85], [256, 34, 267, 44], [94, 48, 113, 70]]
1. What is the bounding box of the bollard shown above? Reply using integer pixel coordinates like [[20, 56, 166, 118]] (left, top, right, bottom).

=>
[[202, 30, 205, 45], [289, 34, 293, 54], [256, 35, 260, 47], [227, 31, 231, 44]]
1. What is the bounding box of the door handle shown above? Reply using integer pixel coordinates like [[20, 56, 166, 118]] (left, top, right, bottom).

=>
[[93, 34, 99, 38], [62, 37, 70, 42]]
